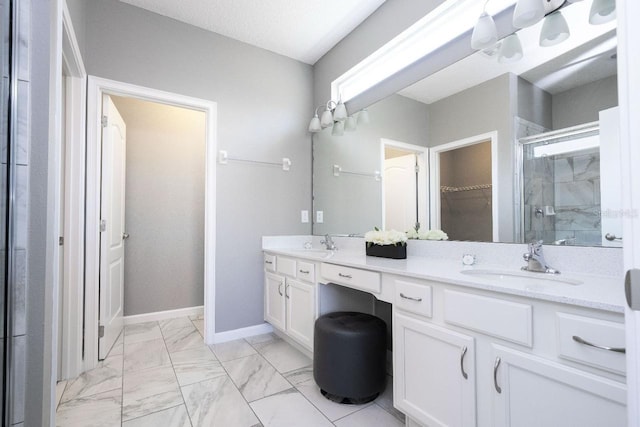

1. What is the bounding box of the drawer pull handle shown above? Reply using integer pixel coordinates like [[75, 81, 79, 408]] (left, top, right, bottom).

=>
[[278, 283, 283, 297], [460, 346, 468, 380], [299, 269, 310, 274], [338, 273, 353, 279], [285, 284, 290, 299], [493, 357, 502, 394], [265, 260, 273, 265], [572, 335, 626, 353], [400, 293, 422, 302]]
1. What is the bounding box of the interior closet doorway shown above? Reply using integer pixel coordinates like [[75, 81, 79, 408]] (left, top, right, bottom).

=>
[[430, 132, 499, 242], [85, 77, 217, 370]]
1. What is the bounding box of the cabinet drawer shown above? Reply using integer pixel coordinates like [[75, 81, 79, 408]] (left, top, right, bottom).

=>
[[557, 312, 626, 375], [264, 254, 276, 272], [276, 257, 296, 277], [321, 263, 381, 294], [394, 279, 432, 318], [444, 290, 532, 347], [296, 261, 316, 283]]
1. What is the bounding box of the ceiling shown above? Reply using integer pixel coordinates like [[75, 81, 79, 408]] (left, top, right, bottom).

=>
[[119, 0, 386, 65], [399, 1, 617, 104]]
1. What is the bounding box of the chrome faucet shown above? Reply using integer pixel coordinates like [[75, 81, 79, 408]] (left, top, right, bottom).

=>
[[522, 240, 560, 274], [320, 234, 337, 250]]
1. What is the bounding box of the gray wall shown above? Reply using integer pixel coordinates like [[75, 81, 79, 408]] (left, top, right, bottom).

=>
[[65, 0, 87, 60], [428, 73, 515, 242], [552, 75, 618, 129], [83, 0, 313, 332], [517, 77, 552, 129], [313, 94, 429, 235], [112, 97, 206, 316]]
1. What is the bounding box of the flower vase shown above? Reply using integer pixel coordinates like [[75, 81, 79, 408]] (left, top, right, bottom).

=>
[[365, 243, 407, 259]]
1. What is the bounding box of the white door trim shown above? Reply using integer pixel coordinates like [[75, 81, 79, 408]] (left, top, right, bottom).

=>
[[85, 76, 217, 371], [59, 1, 87, 380], [429, 131, 499, 242], [619, 0, 640, 425], [380, 139, 429, 231]]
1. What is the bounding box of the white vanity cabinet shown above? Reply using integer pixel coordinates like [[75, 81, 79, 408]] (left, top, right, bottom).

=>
[[491, 345, 626, 427], [390, 275, 627, 427], [263, 254, 317, 351], [394, 312, 476, 427]]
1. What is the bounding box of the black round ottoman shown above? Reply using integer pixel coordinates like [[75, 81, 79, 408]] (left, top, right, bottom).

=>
[[313, 311, 387, 404]]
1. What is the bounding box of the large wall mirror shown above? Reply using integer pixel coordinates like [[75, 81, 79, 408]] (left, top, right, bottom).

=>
[[312, 1, 620, 247]]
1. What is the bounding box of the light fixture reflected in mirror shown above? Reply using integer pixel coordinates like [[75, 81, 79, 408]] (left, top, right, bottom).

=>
[[345, 116, 357, 131], [308, 113, 321, 132], [498, 34, 523, 63], [513, 0, 545, 28], [357, 108, 370, 125], [331, 120, 345, 136], [333, 98, 348, 122], [589, 0, 616, 25], [539, 10, 570, 47], [471, 11, 498, 50]]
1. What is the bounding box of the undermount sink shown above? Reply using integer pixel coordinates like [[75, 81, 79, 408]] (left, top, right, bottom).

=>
[[460, 269, 582, 286], [287, 249, 334, 259]]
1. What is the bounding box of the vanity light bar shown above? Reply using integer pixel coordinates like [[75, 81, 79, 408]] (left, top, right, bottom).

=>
[[331, 0, 515, 102]]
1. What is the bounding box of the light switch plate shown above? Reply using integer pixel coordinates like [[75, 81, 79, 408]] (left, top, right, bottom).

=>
[[316, 211, 324, 223], [301, 210, 309, 223]]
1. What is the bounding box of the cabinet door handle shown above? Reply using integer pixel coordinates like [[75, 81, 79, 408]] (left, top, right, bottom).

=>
[[285, 284, 290, 299], [460, 346, 468, 380], [572, 335, 626, 353], [493, 357, 502, 394], [299, 269, 310, 274], [265, 260, 273, 265], [399, 293, 422, 302], [338, 273, 352, 279], [278, 283, 283, 297]]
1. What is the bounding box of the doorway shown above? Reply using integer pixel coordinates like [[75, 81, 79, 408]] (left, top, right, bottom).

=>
[[84, 77, 217, 370], [430, 132, 498, 242], [381, 139, 429, 232]]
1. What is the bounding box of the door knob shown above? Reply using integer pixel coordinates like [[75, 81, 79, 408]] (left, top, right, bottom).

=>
[[122, 233, 130, 240], [605, 233, 622, 241]]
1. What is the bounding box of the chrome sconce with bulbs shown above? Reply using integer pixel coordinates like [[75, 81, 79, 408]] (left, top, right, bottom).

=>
[[308, 98, 370, 136], [471, 0, 616, 62]]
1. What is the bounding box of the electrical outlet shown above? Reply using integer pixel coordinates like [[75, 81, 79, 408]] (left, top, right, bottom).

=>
[[301, 210, 309, 223], [316, 211, 324, 223]]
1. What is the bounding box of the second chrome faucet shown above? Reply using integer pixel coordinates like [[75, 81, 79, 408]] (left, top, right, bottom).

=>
[[522, 241, 560, 274]]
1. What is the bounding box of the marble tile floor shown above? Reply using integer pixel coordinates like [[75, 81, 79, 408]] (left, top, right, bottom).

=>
[[55, 316, 405, 427]]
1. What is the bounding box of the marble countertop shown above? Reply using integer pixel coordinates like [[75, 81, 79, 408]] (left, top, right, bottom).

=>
[[264, 248, 626, 314]]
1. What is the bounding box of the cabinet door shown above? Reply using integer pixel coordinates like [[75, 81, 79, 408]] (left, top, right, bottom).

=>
[[492, 345, 626, 427], [286, 278, 315, 350], [394, 312, 476, 427], [265, 272, 286, 331]]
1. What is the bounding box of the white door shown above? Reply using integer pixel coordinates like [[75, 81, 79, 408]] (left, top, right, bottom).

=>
[[619, 2, 640, 425], [599, 107, 622, 247], [384, 154, 417, 231], [285, 278, 315, 350], [393, 312, 476, 427], [98, 95, 126, 360], [264, 272, 286, 331], [492, 345, 626, 427]]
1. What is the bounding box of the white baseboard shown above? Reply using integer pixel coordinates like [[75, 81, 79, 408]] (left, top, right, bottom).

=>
[[124, 306, 204, 325], [212, 323, 274, 344]]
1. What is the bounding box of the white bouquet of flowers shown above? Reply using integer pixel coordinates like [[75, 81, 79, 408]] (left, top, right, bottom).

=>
[[364, 227, 408, 246], [406, 226, 448, 241]]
